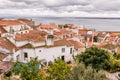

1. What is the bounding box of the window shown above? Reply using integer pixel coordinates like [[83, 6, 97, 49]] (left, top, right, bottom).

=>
[[24, 53, 28, 60], [62, 48, 65, 53], [70, 48, 73, 54]]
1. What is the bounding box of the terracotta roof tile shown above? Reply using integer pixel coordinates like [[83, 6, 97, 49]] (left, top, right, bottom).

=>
[[100, 43, 117, 50], [0, 27, 7, 33], [0, 61, 12, 74], [69, 40, 84, 49], [0, 52, 8, 61], [60, 29, 72, 34], [54, 29, 72, 35], [38, 39, 73, 48], [18, 18, 35, 27], [0, 37, 16, 52], [0, 20, 22, 26], [15, 30, 46, 42], [18, 18, 32, 22], [79, 29, 88, 34], [39, 24, 58, 29], [54, 39, 73, 47]]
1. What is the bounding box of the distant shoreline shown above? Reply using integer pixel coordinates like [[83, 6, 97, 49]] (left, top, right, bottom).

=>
[[1, 17, 120, 32], [1, 16, 120, 20]]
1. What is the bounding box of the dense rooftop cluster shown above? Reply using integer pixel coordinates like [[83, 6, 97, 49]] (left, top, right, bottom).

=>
[[0, 18, 120, 76]]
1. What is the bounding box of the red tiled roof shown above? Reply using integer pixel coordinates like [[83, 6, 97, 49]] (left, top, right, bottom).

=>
[[60, 29, 72, 34], [0, 27, 7, 33], [0, 37, 16, 52], [39, 24, 58, 29], [0, 61, 12, 74], [54, 39, 73, 47], [53, 35, 61, 40], [15, 30, 47, 42], [18, 18, 35, 27], [18, 18, 32, 22], [22, 39, 73, 48], [0, 20, 22, 26], [79, 29, 88, 34], [98, 42, 107, 47], [69, 40, 84, 49], [54, 29, 72, 35]]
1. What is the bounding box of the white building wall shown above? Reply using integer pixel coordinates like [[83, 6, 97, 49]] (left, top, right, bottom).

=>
[[15, 41, 29, 47], [14, 30, 29, 34], [35, 46, 73, 62], [3, 25, 24, 32], [32, 42, 46, 47], [13, 46, 74, 63], [22, 49, 35, 62], [12, 50, 21, 62]]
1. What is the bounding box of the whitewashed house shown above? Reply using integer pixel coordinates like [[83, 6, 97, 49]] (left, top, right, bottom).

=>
[[0, 19, 33, 38], [0, 22, 87, 65], [13, 37, 74, 64]]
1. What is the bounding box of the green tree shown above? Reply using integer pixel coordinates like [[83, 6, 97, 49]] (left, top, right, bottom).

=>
[[68, 63, 109, 80], [114, 53, 120, 60], [47, 58, 71, 80], [12, 57, 44, 80], [76, 47, 114, 71]]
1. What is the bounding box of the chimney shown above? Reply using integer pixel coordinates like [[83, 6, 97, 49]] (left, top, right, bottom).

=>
[[46, 34, 54, 46]]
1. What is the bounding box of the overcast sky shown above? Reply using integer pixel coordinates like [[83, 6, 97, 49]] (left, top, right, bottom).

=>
[[0, 0, 120, 17]]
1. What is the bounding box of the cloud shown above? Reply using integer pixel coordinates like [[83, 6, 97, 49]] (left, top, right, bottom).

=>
[[0, 0, 120, 17], [93, 0, 120, 11]]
